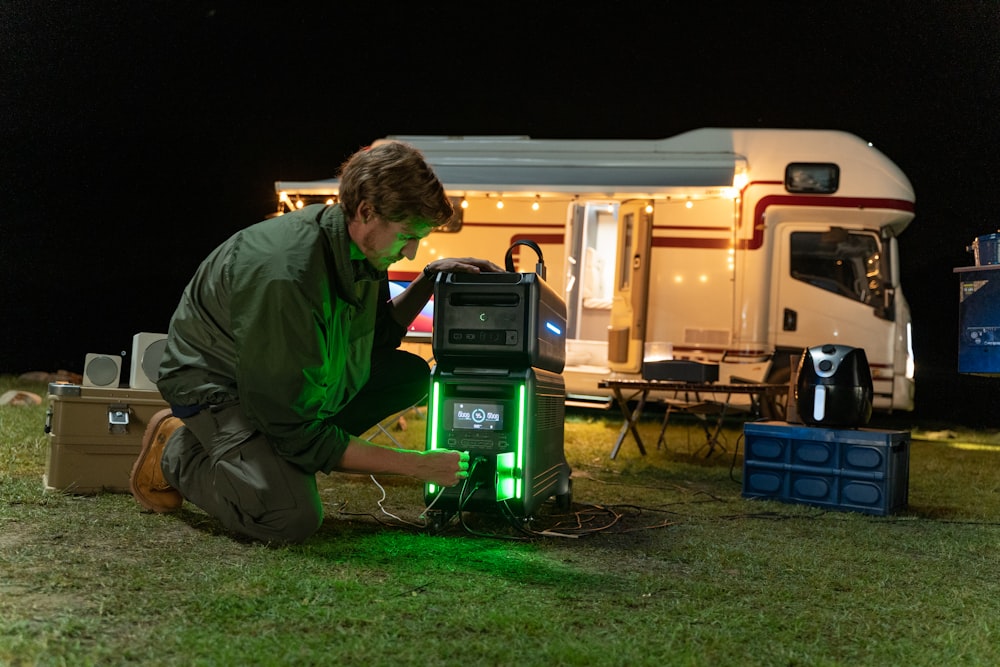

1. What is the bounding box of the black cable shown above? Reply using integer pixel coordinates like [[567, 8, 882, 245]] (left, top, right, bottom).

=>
[[503, 239, 547, 280], [453, 458, 529, 540], [729, 430, 746, 484]]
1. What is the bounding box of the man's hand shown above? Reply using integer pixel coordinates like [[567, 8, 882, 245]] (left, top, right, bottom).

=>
[[392, 257, 505, 329], [416, 449, 470, 487], [337, 440, 470, 486], [425, 257, 505, 276]]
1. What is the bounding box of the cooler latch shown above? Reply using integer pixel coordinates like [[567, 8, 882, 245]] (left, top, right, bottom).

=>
[[108, 403, 131, 434]]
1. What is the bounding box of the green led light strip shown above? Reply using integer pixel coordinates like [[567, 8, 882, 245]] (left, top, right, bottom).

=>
[[496, 452, 516, 501], [496, 382, 526, 503], [427, 380, 440, 495], [515, 383, 526, 500]]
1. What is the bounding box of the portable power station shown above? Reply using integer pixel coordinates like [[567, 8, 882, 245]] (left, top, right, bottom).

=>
[[423, 241, 572, 526], [424, 366, 570, 520], [431, 271, 567, 374]]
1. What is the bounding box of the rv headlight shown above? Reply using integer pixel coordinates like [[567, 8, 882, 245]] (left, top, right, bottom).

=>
[[905, 322, 915, 380]]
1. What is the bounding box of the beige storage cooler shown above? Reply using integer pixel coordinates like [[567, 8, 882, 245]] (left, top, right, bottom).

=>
[[44, 383, 168, 493]]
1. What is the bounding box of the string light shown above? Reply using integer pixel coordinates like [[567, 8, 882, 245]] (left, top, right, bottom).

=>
[[460, 196, 469, 209], [532, 195, 540, 211], [496, 193, 504, 210], [645, 201, 653, 214]]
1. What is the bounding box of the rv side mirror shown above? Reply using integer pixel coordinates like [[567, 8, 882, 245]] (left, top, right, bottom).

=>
[[885, 234, 901, 288]]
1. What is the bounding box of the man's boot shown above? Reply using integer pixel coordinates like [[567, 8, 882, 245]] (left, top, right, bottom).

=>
[[130, 408, 184, 512]]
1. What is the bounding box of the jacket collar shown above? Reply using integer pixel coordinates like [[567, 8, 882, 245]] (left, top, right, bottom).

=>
[[322, 204, 383, 307]]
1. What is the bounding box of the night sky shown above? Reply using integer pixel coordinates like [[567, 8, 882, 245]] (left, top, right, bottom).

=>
[[3, 2, 999, 424]]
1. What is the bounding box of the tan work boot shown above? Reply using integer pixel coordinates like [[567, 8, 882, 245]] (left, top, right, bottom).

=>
[[130, 408, 183, 513]]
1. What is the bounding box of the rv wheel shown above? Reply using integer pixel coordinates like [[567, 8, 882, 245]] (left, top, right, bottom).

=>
[[762, 366, 791, 420]]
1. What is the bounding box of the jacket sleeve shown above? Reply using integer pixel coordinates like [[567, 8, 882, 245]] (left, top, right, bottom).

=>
[[371, 278, 407, 353]]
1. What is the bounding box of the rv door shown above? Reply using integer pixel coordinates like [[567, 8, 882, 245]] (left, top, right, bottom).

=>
[[774, 224, 895, 350], [608, 201, 653, 372]]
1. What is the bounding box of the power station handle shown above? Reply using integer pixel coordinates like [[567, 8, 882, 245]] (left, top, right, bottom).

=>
[[504, 240, 546, 280]]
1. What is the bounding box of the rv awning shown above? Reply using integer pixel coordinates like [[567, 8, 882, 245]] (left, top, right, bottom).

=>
[[275, 157, 736, 197], [275, 179, 339, 195], [426, 158, 736, 192], [277, 132, 743, 197], [393, 133, 740, 193]]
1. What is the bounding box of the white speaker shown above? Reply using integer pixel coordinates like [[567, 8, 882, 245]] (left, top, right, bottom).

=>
[[83, 353, 122, 388], [129, 332, 168, 390]]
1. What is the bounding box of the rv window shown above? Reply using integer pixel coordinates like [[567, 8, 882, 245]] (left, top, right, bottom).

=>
[[435, 205, 463, 233], [789, 230, 884, 307], [785, 163, 839, 194]]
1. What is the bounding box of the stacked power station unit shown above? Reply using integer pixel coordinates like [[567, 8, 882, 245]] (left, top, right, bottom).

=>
[[424, 242, 572, 528]]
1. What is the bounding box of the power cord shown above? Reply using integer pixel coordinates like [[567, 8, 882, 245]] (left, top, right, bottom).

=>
[[504, 239, 547, 280], [365, 457, 686, 538], [729, 430, 746, 484], [420, 484, 448, 518], [369, 474, 448, 528]]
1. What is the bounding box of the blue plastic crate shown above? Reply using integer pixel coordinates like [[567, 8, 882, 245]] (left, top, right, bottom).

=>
[[742, 421, 909, 516]]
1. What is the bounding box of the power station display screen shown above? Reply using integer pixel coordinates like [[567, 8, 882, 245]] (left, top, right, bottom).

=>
[[449, 400, 504, 430]]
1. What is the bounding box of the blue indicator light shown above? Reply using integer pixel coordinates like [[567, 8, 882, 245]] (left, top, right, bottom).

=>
[[545, 321, 562, 335]]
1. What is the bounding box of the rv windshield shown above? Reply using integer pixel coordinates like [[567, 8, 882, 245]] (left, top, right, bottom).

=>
[[789, 229, 884, 309]]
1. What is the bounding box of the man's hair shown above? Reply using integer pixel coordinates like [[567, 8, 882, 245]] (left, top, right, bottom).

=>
[[337, 141, 453, 227]]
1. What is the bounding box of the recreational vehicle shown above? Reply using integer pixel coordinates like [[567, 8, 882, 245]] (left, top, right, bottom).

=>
[[274, 128, 916, 413]]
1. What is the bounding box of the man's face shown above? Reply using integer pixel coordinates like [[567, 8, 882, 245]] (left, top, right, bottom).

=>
[[354, 215, 433, 270]]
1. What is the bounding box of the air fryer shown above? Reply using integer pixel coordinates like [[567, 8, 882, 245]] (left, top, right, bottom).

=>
[[795, 344, 873, 428]]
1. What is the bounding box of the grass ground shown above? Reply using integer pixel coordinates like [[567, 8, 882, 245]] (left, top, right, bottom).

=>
[[1, 375, 999, 666]]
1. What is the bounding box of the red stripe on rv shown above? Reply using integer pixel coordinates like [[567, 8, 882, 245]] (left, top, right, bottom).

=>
[[744, 195, 915, 250], [650, 195, 915, 250]]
